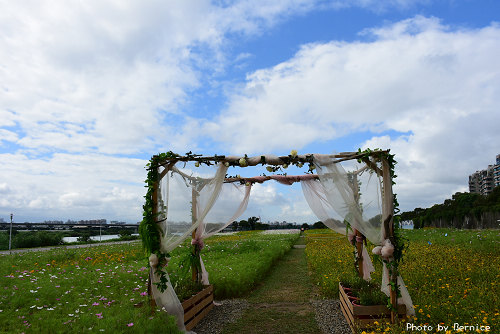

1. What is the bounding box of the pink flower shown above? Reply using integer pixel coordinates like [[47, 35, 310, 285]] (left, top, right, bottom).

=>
[[96, 312, 103, 319], [127, 323, 134, 327], [92, 302, 99, 306]]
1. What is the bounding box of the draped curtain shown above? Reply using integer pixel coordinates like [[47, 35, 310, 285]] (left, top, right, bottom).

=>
[[307, 154, 414, 316], [194, 182, 252, 285], [151, 161, 250, 330]]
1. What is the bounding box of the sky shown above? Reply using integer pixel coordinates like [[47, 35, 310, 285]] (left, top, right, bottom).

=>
[[1, 0, 499, 224]]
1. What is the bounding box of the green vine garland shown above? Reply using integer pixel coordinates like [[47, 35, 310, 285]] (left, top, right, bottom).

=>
[[139, 151, 179, 292]]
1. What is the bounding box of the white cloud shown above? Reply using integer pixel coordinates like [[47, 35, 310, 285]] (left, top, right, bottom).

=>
[[0, 152, 146, 221], [205, 16, 500, 210], [0, 1, 320, 156], [2, 1, 499, 222]]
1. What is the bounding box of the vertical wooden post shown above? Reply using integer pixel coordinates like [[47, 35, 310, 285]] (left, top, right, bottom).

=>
[[355, 229, 364, 278], [382, 156, 398, 323], [148, 165, 159, 311], [191, 187, 199, 283], [351, 174, 364, 278]]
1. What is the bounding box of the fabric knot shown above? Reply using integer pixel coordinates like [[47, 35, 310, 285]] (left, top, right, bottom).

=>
[[191, 237, 204, 250], [347, 232, 355, 243], [381, 239, 394, 259]]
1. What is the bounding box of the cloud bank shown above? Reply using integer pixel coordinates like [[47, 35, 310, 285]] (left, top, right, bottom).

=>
[[1, 1, 499, 221]]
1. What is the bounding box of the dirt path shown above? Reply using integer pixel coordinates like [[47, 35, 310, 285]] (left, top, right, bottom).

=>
[[218, 236, 322, 334]]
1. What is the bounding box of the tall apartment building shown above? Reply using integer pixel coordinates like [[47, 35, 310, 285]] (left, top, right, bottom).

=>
[[494, 154, 500, 188], [469, 154, 500, 195]]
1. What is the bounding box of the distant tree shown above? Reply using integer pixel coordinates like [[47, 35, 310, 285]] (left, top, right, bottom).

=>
[[312, 221, 327, 229], [248, 216, 259, 230], [301, 223, 310, 230], [239, 220, 249, 230], [230, 221, 239, 231]]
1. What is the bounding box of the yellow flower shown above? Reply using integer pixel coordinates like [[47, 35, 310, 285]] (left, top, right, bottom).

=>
[[290, 149, 298, 157]]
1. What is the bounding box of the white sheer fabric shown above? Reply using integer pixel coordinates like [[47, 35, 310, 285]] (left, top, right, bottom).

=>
[[301, 178, 375, 281], [382, 264, 416, 316], [152, 161, 228, 332], [313, 155, 383, 245], [194, 182, 252, 284], [308, 154, 414, 316]]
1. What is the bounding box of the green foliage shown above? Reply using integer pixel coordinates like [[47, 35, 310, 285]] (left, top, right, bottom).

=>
[[0, 242, 181, 333], [306, 229, 500, 331], [400, 188, 500, 228], [0, 231, 65, 250], [312, 221, 327, 229], [165, 232, 299, 299], [77, 233, 91, 243]]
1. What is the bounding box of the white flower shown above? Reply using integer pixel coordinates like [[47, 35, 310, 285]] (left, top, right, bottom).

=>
[[239, 158, 247, 167], [290, 150, 298, 157], [266, 166, 273, 172]]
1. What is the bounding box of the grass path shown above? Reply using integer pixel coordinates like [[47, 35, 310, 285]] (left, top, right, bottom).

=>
[[221, 235, 322, 334]]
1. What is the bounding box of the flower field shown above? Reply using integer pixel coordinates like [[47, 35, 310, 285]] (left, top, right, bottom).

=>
[[0, 231, 298, 333], [305, 228, 500, 333]]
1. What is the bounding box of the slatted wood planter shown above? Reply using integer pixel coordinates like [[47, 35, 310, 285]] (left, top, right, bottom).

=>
[[339, 283, 406, 333], [181, 285, 214, 331]]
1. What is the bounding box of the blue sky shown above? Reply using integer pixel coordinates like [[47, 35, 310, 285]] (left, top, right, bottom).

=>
[[1, 0, 499, 223]]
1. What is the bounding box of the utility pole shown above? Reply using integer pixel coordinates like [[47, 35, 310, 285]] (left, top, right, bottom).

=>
[[9, 213, 13, 254]]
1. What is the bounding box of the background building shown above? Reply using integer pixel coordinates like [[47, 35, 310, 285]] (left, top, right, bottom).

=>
[[494, 154, 500, 188], [469, 154, 499, 195]]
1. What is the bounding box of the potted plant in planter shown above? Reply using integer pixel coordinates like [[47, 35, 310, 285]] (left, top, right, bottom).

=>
[[339, 274, 406, 333], [174, 243, 214, 331]]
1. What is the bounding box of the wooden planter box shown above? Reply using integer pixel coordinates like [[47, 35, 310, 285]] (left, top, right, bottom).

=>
[[181, 285, 214, 331], [339, 283, 406, 333]]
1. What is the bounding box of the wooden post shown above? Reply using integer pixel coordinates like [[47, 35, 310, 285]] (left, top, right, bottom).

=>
[[191, 188, 199, 283], [148, 166, 159, 311], [355, 229, 364, 278], [382, 156, 398, 323], [350, 173, 364, 278]]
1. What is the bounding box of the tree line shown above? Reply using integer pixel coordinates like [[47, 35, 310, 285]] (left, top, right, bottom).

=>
[[228, 217, 327, 231], [400, 187, 500, 229]]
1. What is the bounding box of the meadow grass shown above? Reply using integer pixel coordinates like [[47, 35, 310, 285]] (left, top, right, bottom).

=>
[[0, 231, 298, 333], [304, 228, 500, 333]]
